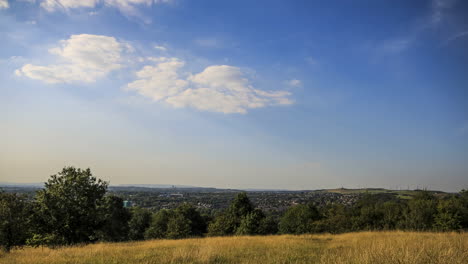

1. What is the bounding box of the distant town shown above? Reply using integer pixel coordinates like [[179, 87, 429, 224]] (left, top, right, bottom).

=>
[[0, 183, 448, 214]]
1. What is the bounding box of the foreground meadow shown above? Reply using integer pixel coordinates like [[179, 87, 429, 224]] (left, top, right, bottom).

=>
[[1, 231, 467, 264]]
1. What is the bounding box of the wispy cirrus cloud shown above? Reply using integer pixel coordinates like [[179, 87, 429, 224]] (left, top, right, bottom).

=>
[[16, 34, 132, 83], [444, 30, 468, 44], [39, 0, 168, 11], [40, 0, 99, 12], [431, 0, 457, 25], [127, 59, 294, 114], [37, 0, 172, 22], [374, 0, 460, 56]]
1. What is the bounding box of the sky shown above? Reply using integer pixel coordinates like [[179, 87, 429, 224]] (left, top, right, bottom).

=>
[[0, 0, 467, 191]]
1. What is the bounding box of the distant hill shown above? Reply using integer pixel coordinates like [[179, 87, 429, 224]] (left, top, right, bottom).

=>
[[1, 182, 451, 197], [0, 182, 44, 187], [117, 184, 199, 189], [313, 187, 448, 199], [109, 185, 239, 193]]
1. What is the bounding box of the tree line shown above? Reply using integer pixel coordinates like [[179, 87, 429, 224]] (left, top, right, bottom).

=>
[[1, 167, 468, 252]]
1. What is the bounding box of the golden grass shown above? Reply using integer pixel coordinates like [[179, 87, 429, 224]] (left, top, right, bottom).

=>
[[1, 232, 467, 264]]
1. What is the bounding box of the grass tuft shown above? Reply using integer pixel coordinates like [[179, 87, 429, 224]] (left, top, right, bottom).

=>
[[1, 231, 466, 264]]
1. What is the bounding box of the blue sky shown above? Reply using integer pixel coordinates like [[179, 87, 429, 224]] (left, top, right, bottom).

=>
[[1, 0, 467, 191]]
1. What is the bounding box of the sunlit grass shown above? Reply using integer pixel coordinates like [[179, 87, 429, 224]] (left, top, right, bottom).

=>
[[1, 231, 467, 264]]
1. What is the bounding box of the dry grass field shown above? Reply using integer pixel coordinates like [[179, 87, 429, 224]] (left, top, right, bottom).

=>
[[1, 231, 467, 264]]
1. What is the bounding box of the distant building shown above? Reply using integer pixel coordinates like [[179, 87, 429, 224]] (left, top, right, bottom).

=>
[[123, 200, 133, 208]]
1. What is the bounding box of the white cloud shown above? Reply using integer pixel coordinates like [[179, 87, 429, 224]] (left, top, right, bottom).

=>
[[125, 57, 188, 100], [286, 79, 302, 88], [39, 0, 171, 21], [0, 0, 9, 9], [16, 34, 130, 83], [40, 0, 99, 12], [38, 0, 169, 11], [103, 0, 152, 19], [127, 61, 293, 114], [154, 45, 167, 51]]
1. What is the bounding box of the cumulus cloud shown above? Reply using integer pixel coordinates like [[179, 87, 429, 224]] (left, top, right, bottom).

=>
[[126, 57, 188, 100], [127, 60, 293, 114], [0, 0, 9, 9], [16, 34, 130, 83]]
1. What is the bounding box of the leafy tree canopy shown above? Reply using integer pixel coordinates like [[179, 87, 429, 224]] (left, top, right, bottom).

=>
[[32, 167, 108, 246]]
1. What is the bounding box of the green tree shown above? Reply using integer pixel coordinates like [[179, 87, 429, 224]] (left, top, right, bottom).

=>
[[310, 203, 352, 234], [145, 209, 173, 239], [174, 203, 207, 236], [207, 213, 237, 236], [434, 197, 462, 231], [166, 213, 192, 239], [279, 203, 320, 234], [236, 209, 265, 235], [98, 195, 131, 242], [403, 190, 438, 230], [228, 192, 254, 220], [380, 201, 406, 230], [128, 207, 152, 240], [350, 193, 399, 231], [208, 192, 256, 236], [31, 167, 108, 246], [0, 192, 32, 252], [258, 215, 278, 235], [145, 204, 206, 239], [458, 190, 468, 229]]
